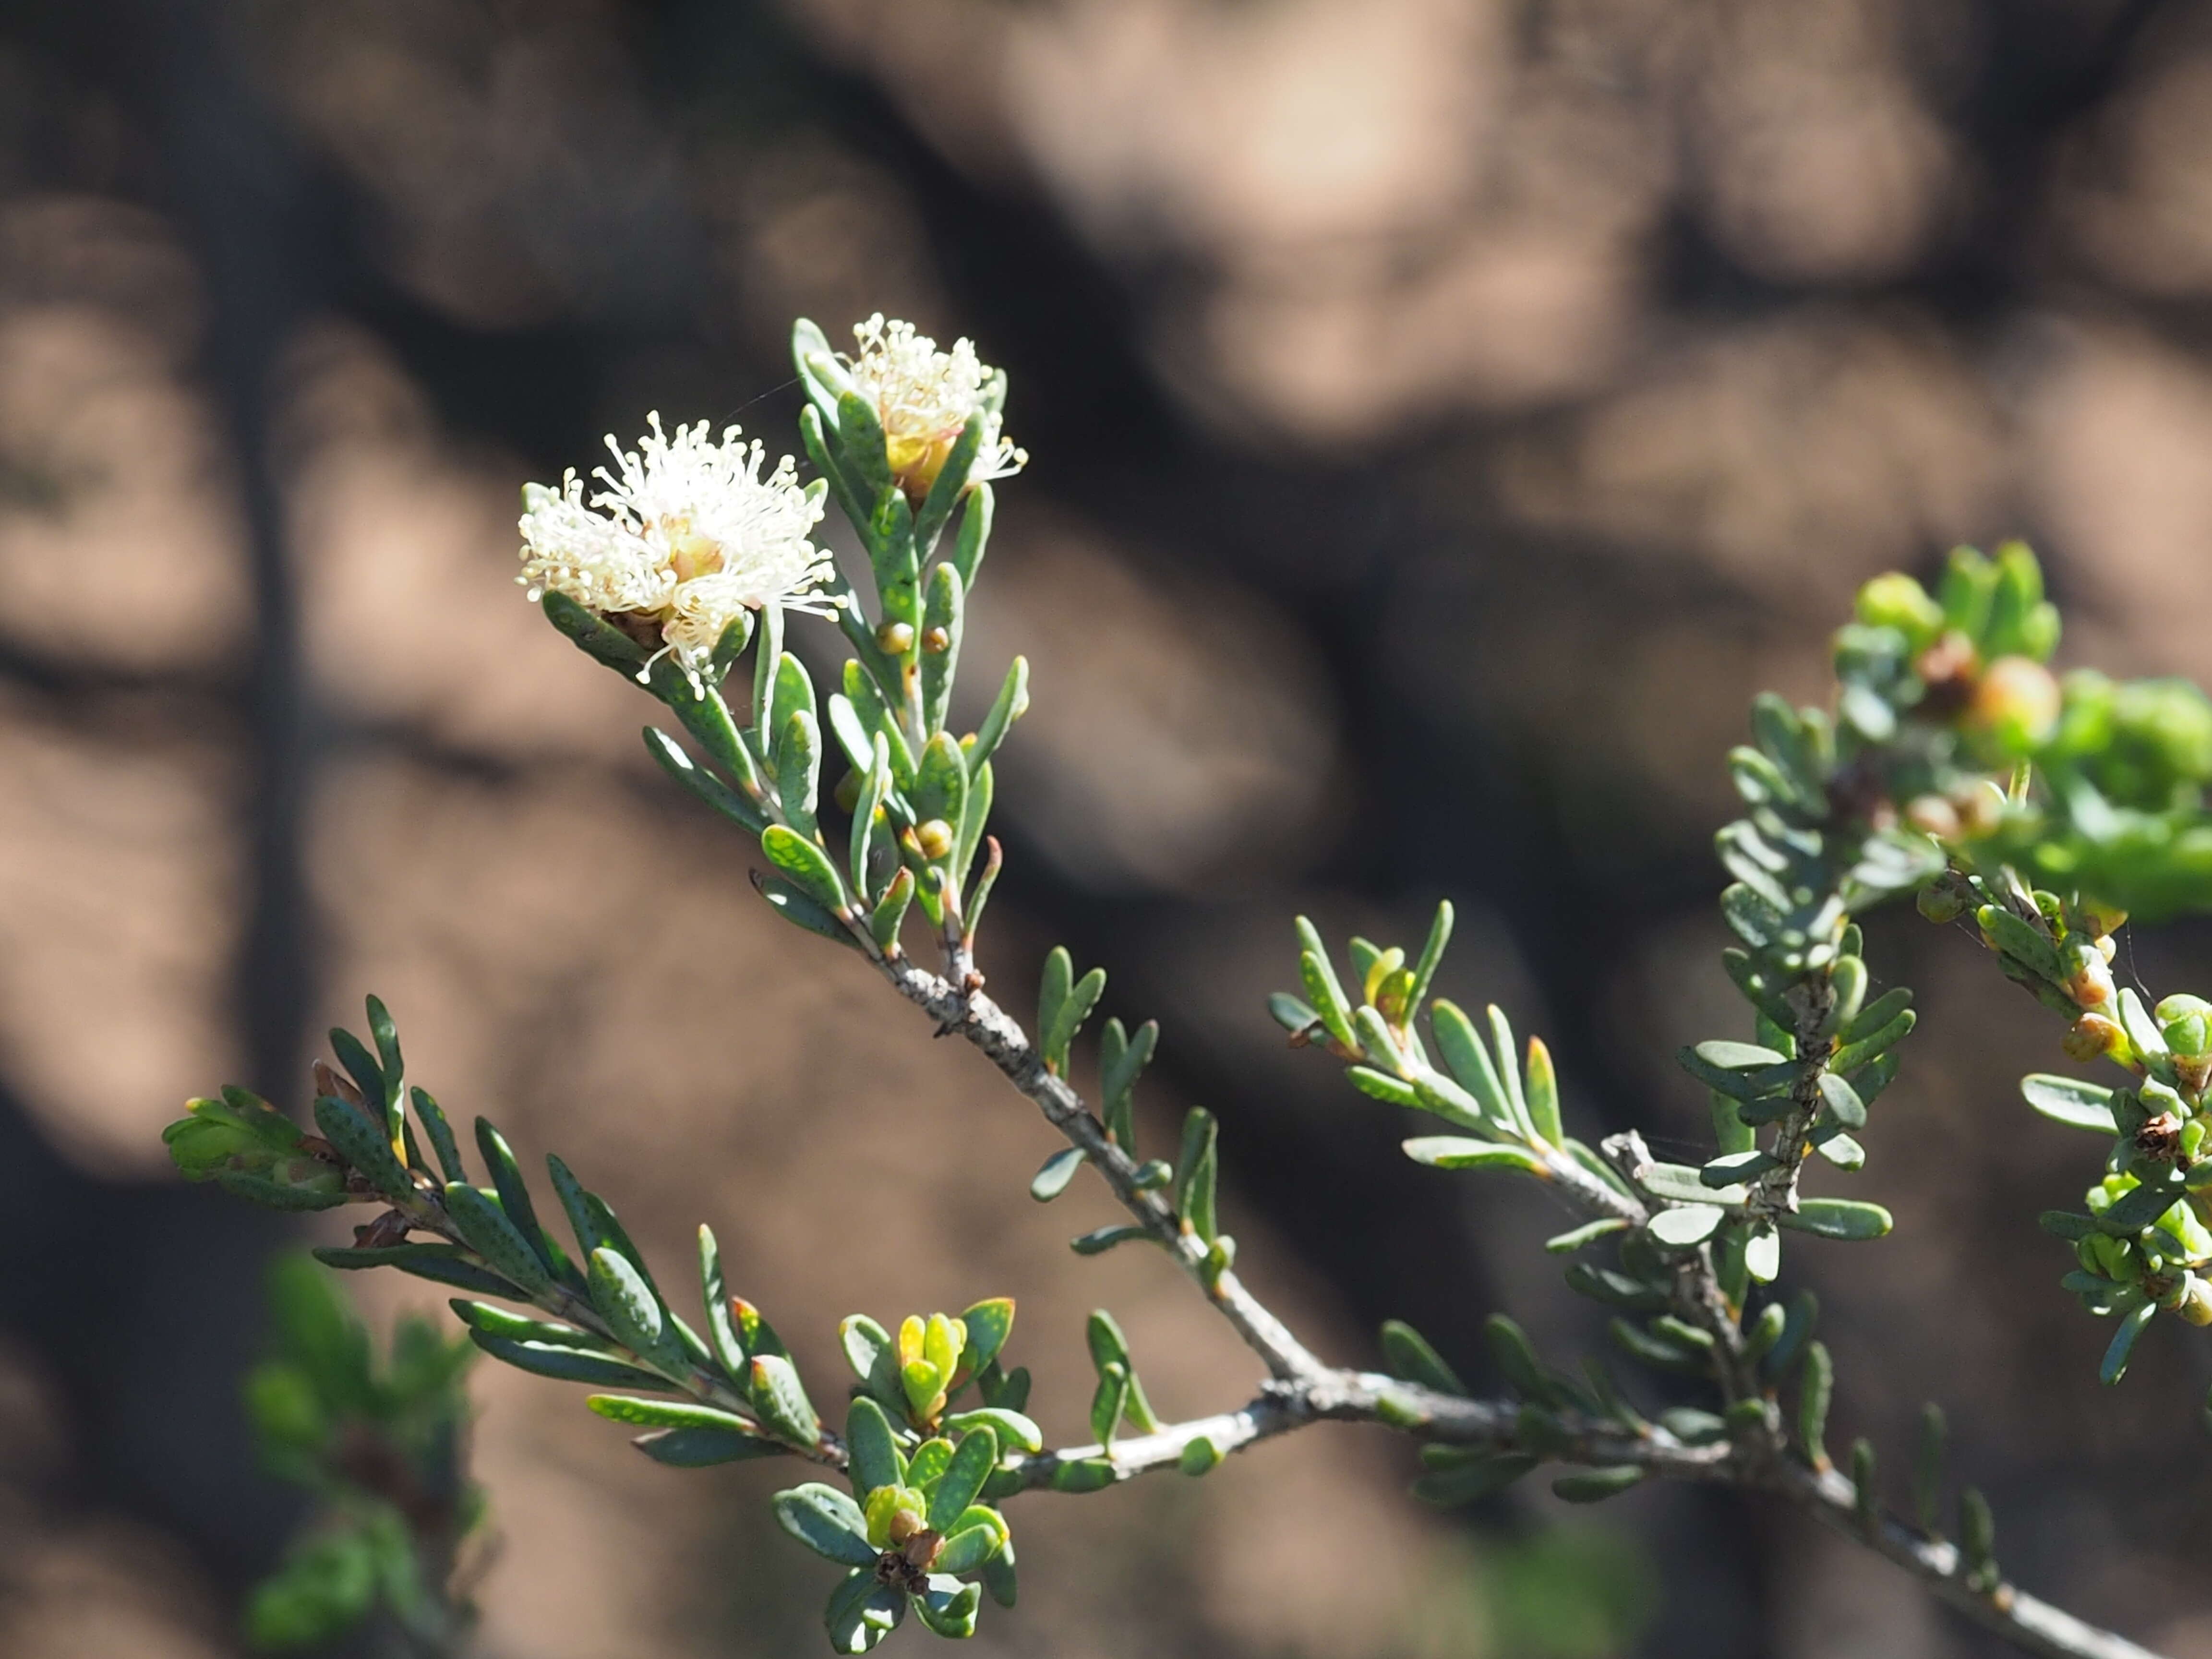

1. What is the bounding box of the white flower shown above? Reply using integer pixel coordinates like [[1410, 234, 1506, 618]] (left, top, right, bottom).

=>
[[518, 413, 834, 674], [845, 314, 1026, 500]]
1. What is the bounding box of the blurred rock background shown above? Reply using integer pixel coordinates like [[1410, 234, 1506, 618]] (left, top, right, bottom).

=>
[[0, 0, 2208, 1655]]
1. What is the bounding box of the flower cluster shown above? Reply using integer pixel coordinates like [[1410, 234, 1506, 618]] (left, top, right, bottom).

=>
[[844, 314, 1026, 501], [518, 413, 833, 675]]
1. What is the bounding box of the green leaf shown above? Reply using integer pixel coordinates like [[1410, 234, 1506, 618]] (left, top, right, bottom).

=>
[[1402, 1137, 1543, 1174], [849, 734, 889, 897], [869, 867, 914, 952], [311, 1094, 414, 1202], [469, 1331, 668, 1390], [1828, 1008, 1916, 1076], [1544, 1218, 1630, 1254], [776, 709, 823, 838], [1044, 966, 1106, 1077], [1294, 918, 1357, 1051], [1100, 1016, 1157, 1151], [1765, 1291, 1819, 1382], [2020, 1074, 2119, 1135], [1411, 1453, 1536, 1507], [1429, 999, 1515, 1135], [409, 1088, 466, 1185], [634, 1426, 786, 1466], [959, 1298, 1016, 1374], [1648, 1205, 1727, 1247], [1174, 1107, 1219, 1240], [587, 1395, 754, 1431], [589, 1246, 673, 1367], [1379, 1319, 1465, 1395], [1914, 1402, 1947, 1532], [2102, 1303, 2155, 1385], [950, 482, 994, 594], [311, 1243, 505, 1295], [446, 1302, 604, 1357], [1815, 1072, 1867, 1131], [932, 1519, 1006, 1577], [1037, 948, 1073, 1061], [911, 730, 969, 859], [1029, 1147, 1086, 1201], [775, 1483, 879, 1568], [1178, 1437, 1224, 1477], [928, 1426, 1000, 1531], [1797, 1341, 1833, 1469], [443, 1183, 552, 1295], [825, 1569, 906, 1655], [646, 725, 767, 835], [914, 414, 986, 554], [1552, 1467, 1647, 1503], [1070, 1224, 1149, 1255], [1088, 1362, 1129, 1446], [1779, 1199, 1892, 1241], [969, 656, 1030, 769], [1407, 901, 1454, 1014], [915, 1578, 981, 1640], [750, 1353, 822, 1445], [846, 1395, 903, 1496], [1349, 1067, 1420, 1107], [1482, 1314, 1552, 1402], [1523, 1036, 1563, 1148], [919, 562, 964, 735], [700, 1224, 747, 1381], [942, 1407, 1042, 1455], [538, 587, 647, 673], [762, 824, 850, 916], [754, 870, 858, 948]]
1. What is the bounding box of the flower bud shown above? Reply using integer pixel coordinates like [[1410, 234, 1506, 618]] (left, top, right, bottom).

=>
[[921, 626, 951, 654], [2059, 938, 2116, 1010], [2063, 1012, 2126, 1063], [2180, 1275, 2212, 1328], [1968, 656, 2062, 752], [1856, 572, 1946, 648], [1904, 795, 1961, 839], [878, 621, 915, 654], [1956, 780, 2008, 837], [915, 818, 954, 861], [1917, 878, 1971, 924]]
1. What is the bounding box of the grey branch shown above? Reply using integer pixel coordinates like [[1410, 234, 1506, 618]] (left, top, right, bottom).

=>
[[1014, 1370, 2164, 1659], [855, 947, 2166, 1659]]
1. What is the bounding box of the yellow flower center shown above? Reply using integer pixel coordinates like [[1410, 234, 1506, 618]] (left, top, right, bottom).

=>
[[663, 516, 723, 582]]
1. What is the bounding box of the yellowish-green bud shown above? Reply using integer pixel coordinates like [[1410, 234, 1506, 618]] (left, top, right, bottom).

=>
[[2063, 1012, 2126, 1063], [915, 818, 955, 861]]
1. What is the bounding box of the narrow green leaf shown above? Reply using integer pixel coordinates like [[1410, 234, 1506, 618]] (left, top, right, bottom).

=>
[[1379, 1320, 1465, 1395], [469, 1331, 668, 1390], [928, 1426, 999, 1532], [1402, 1137, 1543, 1173], [775, 1483, 879, 1568], [311, 1094, 414, 1202], [1914, 1403, 1947, 1532], [1523, 1036, 1563, 1148], [846, 1395, 902, 1497], [761, 824, 850, 915], [444, 1184, 552, 1295], [1779, 1199, 1892, 1241], [1798, 1341, 1833, 1470], [1174, 1107, 1219, 1240], [1030, 1147, 1085, 1202], [2020, 1074, 2119, 1136], [968, 656, 1029, 769]]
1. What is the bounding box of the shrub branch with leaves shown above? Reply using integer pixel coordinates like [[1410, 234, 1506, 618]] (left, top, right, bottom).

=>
[[165, 315, 2212, 1659]]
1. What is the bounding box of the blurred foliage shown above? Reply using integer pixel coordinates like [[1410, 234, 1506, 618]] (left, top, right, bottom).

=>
[[243, 1254, 483, 1653]]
